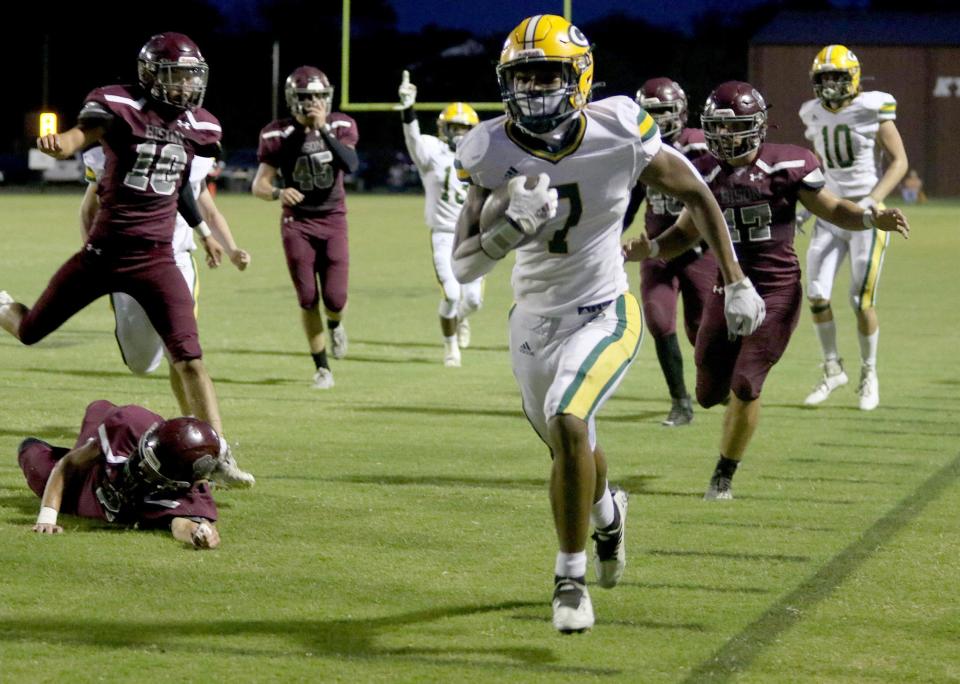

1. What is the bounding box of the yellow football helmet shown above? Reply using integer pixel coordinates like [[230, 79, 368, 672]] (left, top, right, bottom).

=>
[[497, 14, 593, 134], [437, 102, 479, 148], [810, 45, 861, 107]]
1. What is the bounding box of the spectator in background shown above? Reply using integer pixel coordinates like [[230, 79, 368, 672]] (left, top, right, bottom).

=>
[[900, 169, 926, 204]]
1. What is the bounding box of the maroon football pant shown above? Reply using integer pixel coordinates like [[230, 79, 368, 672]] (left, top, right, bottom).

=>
[[281, 215, 349, 313], [640, 251, 717, 343], [694, 280, 802, 406], [17, 244, 202, 361]]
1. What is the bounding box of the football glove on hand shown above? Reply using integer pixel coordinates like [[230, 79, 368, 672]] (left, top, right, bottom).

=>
[[505, 173, 558, 235], [724, 277, 766, 337], [396, 70, 417, 110]]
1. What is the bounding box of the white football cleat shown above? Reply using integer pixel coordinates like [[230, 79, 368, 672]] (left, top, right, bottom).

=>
[[857, 364, 879, 411], [592, 488, 627, 589], [0, 291, 13, 308], [803, 358, 848, 406], [330, 326, 348, 359], [552, 578, 594, 634], [456, 318, 471, 349], [312, 367, 335, 389], [211, 449, 255, 488], [443, 343, 461, 368]]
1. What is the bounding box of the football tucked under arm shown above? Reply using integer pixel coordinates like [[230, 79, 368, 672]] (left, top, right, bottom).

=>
[[478, 173, 557, 258]]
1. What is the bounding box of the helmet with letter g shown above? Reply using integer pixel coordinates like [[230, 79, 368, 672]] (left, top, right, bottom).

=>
[[497, 14, 593, 135], [437, 102, 479, 150], [810, 44, 861, 108]]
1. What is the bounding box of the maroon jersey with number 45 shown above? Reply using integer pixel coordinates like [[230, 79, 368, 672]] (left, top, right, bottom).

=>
[[691, 143, 824, 290], [257, 113, 359, 218], [81, 84, 222, 245]]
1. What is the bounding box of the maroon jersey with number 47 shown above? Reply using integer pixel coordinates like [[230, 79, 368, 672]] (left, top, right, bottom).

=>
[[257, 113, 359, 217], [691, 143, 824, 289], [81, 84, 222, 245]]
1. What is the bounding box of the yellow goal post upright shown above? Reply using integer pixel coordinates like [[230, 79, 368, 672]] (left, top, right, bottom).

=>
[[339, 0, 573, 112]]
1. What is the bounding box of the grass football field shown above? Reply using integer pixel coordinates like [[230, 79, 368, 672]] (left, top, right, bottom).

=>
[[0, 191, 957, 682]]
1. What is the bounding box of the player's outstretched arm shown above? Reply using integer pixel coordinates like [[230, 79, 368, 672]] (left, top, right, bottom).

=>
[[638, 147, 745, 285], [37, 126, 103, 160], [171, 517, 220, 549], [198, 191, 250, 270], [452, 185, 498, 283], [798, 187, 910, 238], [622, 212, 699, 262], [32, 438, 100, 535]]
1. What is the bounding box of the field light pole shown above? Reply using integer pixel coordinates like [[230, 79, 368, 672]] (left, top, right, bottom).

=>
[[271, 41, 280, 122]]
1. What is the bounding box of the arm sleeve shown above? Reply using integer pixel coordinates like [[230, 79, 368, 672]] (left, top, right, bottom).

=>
[[320, 128, 359, 174], [401, 118, 435, 174], [178, 177, 204, 228]]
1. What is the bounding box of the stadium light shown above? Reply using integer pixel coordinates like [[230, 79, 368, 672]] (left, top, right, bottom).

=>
[[340, 0, 573, 112], [39, 112, 58, 137]]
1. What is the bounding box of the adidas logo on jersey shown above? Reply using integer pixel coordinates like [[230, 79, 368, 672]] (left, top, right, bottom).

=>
[[504, 166, 520, 180], [518, 341, 534, 356]]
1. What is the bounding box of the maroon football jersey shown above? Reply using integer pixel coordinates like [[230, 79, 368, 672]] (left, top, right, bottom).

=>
[[692, 143, 824, 289], [643, 128, 709, 238], [257, 112, 359, 217], [82, 85, 222, 244], [66, 400, 218, 525]]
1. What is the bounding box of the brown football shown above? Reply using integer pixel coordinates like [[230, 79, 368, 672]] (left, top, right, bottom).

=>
[[479, 175, 541, 235]]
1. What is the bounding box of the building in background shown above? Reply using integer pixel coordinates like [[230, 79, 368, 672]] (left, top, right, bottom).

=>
[[750, 11, 960, 196]]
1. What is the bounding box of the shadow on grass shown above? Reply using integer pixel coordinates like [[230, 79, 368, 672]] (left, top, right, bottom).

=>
[[511, 613, 709, 632], [622, 581, 772, 595], [320, 473, 660, 495], [0, 426, 74, 440], [645, 548, 810, 563], [25, 367, 300, 387], [0, 603, 623, 675], [351, 405, 522, 418]]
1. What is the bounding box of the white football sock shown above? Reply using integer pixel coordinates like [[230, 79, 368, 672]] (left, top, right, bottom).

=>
[[443, 334, 457, 348], [555, 551, 587, 580], [858, 329, 879, 369], [591, 483, 615, 529], [814, 320, 839, 363]]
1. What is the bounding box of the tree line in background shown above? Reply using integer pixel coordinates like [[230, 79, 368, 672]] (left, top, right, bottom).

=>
[[2, 0, 952, 184]]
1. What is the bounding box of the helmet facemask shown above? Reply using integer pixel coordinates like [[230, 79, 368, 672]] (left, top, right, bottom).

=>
[[643, 101, 686, 142], [287, 86, 334, 118], [498, 59, 582, 135], [139, 59, 208, 110], [812, 70, 856, 106], [701, 110, 767, 161]]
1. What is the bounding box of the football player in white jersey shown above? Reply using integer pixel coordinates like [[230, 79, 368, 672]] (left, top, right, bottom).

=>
[[799, 45, 908, 410], [452, 14, 765, 634], [81, 146, 251, 414], [396, 71, 484, 367]]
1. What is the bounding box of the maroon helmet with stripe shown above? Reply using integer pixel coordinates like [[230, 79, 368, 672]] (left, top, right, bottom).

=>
[[137, 33, 209, 110], [701, 81, 768, 161], [284, 66, 334, 117], [133, 417, 222, 492], [636, 77, 687, 142]]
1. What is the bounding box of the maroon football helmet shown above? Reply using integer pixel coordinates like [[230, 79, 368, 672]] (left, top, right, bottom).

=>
[[138, 33, 209, 110], [284, 66, 334, 117], [636, 77, 687, 142], [133, 417, 222, 492], [701, 81, 768, 161]]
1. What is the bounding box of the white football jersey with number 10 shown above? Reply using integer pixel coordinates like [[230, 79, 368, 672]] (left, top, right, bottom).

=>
[[799, 90, 896, 198], [456, 95, 661, 317]]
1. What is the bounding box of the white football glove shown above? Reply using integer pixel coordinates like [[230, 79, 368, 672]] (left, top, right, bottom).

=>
[[191, 521, 215, 548], [395, 70, 417, 110], [723, 277, 766, 337], [505, 173, 558, 235]]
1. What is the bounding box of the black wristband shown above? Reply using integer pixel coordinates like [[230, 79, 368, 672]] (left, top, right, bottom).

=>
[[272, 187, 281, 201], [401, 107, 416, 125]]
